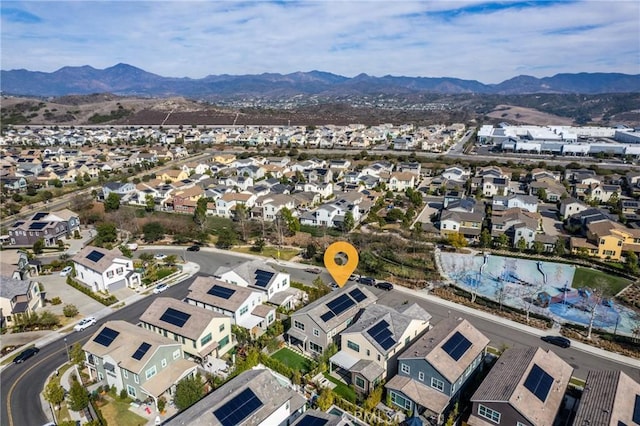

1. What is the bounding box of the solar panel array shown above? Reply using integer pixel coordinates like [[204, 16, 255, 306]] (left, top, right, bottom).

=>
[[297, 415, 329, 426], [441, 331, 472, 361], [86, 250, 105, 262], [32, 212, 47, 220], [13, 221, 25, 228], [160, 307, 192, 328], [93, 327, 120, 347], [207, 285, 236, 299], [132, 342, 152, 360], [327, 294, 355, 316], [523, 364, 554, 402], [320, 311, 335, 322], [254, 270, 275, 288], [349, 288, 366, 302], [633, 394, 640, 425], [213, 388, 263, 426], [29, 222, 47, 230], [367, 320, 396, 350]]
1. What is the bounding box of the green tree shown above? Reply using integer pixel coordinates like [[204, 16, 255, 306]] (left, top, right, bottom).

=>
[[143, 221, 165, 242], [44, 379, 65, 407], [305, 243, 317, 259], [67, 378, 89, 411], [69, 342, 85, 365], [193, 197, 208, 230], [495, 233, 509, 249], [96, 222, 117, 244], [279, 207, 300, 234], [554, 238, 566, 256], [62, 304, 78, 317], [446, 232, 468, 249], [33, 238, 45, 254], [532, 240, 545, 255], [625, 250, 638, 273], [479, 229, 492, 248], [216, 227, 237, 249], [537, 188, 547, 202], [341, 211, 355, 232], [316, 387, 335, 411], [363, 385, 383, 411], [104, 192, 121, 212], [145, 194, 155, 212], [174, 374, 205, 411], [516, 237, 527, 251], [386, 208, 405, 222]]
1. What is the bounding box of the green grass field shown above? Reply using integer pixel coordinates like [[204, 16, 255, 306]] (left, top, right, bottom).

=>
[[572, 267, 631, 295], [271, 348, 315, 373], [231, 246, 300, 261]]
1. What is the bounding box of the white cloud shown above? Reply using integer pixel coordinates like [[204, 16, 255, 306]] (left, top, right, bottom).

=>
[[1, 0, 638, 83]]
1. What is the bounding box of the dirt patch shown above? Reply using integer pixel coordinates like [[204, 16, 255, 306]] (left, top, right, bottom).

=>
[[487, 104, 574, 126]]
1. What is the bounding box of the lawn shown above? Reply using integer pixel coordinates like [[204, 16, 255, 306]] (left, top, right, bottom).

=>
[[99, 397, 146, 426], [271, 348, 314, 373], [232, 246, 300, 261], [323, 373, 357, 403], [572, 267, 631, 295]]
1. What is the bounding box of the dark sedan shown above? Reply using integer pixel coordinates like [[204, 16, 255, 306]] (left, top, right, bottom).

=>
[[541, 335, 571, 348], [13, 347, 40, 364], [186, 245, 201, 252]]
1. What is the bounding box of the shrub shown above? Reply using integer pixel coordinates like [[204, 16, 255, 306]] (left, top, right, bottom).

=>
[[119, 388, 128, 400], [63, 304, 79, 317], [65, 277, 118, 306], [50, 296, 62, 305]]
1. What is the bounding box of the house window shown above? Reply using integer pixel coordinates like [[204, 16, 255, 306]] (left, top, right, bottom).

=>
[[478, 404, 501, 424], [313, 328, 319, 337], [401, 363, 410, 374], [201, 333, 213, 346], [173, 349, 181, 360], [134, 374, 139, 384], [355, 376, 365, 389], [219, 335, 229, 348], [145, 365, 157, 380], [294, 320, 305, 331], [219, 324, 225, 332], [366, 349, 370, 356], [516, 422, 527, 426], [239, 306, 248, 315], [309, 342, 322, 354], [123, 370, 128, 379], [431, 377, 445, 392], [127, 385, 137, 398], [390, 391, 412, 410], [116, 267, 123, 275], [98, 372, 103, 381], [347, 341, 360, 352], [106, 271, 114, 278], [418, 372, 424, 381], [161, 359, 167, 368]]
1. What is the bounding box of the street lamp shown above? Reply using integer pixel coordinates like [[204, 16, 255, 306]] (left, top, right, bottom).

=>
[[64, 337, 69, 362]]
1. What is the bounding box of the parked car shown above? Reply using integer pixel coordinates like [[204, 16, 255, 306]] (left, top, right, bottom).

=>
[[74, 316, 97, 332], [305, 267, 321, 274], [59, 266, 73, 277], [376, 282, 394, 291], [329, 282, 340, 290], [359, 277, 376, 286], [348, 274, 359, 281], [153, 283, 169, 294], [186, 245, 200, 252], [541, 335, 571, 348], [14, 347, 39, 364], [154, 253, 167, 260], [126, 243, 138, 251]]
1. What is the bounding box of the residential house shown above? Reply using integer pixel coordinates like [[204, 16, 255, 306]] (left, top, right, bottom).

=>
[[492, 194, 539, 213], [292, 410, 344, 426], [585, 183, 621, 203], [386, 318, 490, 424], [168, 186, 204, 214], [213, 260, 293, 307], [1, 176, 27, 192], [388, 172, 417, 192], [559, 197, 589, 218], [139, 297, 234, 362], [491, 208, 541, 248], [570, 219, 640, 260], [185, 276, 274, 337], [529, 177, 568, 202], [0, 276, 43, 327], [158, 169, 189, 183], [8, 216, 69, 247], [164, 366, 307, 426], [329, 303, 432, 394], [83, 320, 199, 408], [483, 177, 510, 198], [102, 181, 136, 199], [468, 347, 572, 426], [72, 245, 141, 292], [572, 370, 640, 426], [220, 175, 253, 191], [441, 166, 470, 183], [287, 285, 377, 356], [254, 194, 296, 221], [214, 192, 257, 218]]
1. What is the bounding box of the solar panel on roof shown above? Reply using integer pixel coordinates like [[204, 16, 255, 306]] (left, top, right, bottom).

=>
[[320, 311, 335, 322], [13, 221, 25, 227], [32, 212, 47, 220], [86, 250, 105, 262], [349, 288, 366, 302], [93, 327, 120, 347], [326, 294, 355, 316], [297, 415, 329, 426], [523, 364, 554, 402], [29, 222, 47, 230], [132, 342, 152, 360], [207, 285, 236, 299], [254, 269, 275, 288], [441, 331, 472, 361], [633, 395, 640, 425], [159, 307, 191, 328], [367, 320, 396, 350], [213, 388, 263, 426]]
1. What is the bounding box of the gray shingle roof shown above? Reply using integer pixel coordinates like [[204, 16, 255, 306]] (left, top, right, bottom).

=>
[[0, 276, 34, 300], [573, 370, 640, 426]]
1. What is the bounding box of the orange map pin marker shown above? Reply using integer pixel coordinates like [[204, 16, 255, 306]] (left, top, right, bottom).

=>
[[324, 241, 359, 287]]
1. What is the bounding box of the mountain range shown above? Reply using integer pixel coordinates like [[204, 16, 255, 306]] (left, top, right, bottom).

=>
[[2, 63, 639, 99]]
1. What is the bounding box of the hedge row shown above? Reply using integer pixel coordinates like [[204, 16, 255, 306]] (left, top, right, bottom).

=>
[[66, 276, 118, 306]]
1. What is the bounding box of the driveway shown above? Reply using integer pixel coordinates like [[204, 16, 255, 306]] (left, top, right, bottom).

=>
[[37, 274, 104, 316], [414, 199, 441, 226], [539, 207, 564, 237]]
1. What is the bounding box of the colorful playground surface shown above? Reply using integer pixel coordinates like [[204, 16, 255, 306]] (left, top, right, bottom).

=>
[[440, 252, 640, 336]]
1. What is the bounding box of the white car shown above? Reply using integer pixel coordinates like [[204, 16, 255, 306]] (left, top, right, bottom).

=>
[[60, 266, 73, 277], [153, 283, 168, 294], [74, 317, 97, 332], [154, 254, 167, 260]]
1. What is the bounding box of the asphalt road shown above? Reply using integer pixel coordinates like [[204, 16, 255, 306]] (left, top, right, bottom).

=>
[[3, 249, 639, 426]]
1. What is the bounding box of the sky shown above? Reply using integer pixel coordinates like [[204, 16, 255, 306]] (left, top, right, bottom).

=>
[[1, 0, 639, 83]]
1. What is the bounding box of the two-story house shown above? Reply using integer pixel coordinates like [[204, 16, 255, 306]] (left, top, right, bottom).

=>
[[83, 320, 199, 409], [559, 197, 589, 218], [468, 346, 572, 426], [139, 297, 234, 363], [492, 194, 539, 213], [439, 210, 485, 240], [287, 285, 377, 356], [185, 276, 275, 338], [570, 219, 640, 260], [73, 245, 141, 292], [385, 318, 490, 424], [164, 366, 307, 426], [0, 276, 43, 327], [329, 303, 432, 394], [491, 208, 541, 248], [213, 260, 293, 307]]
